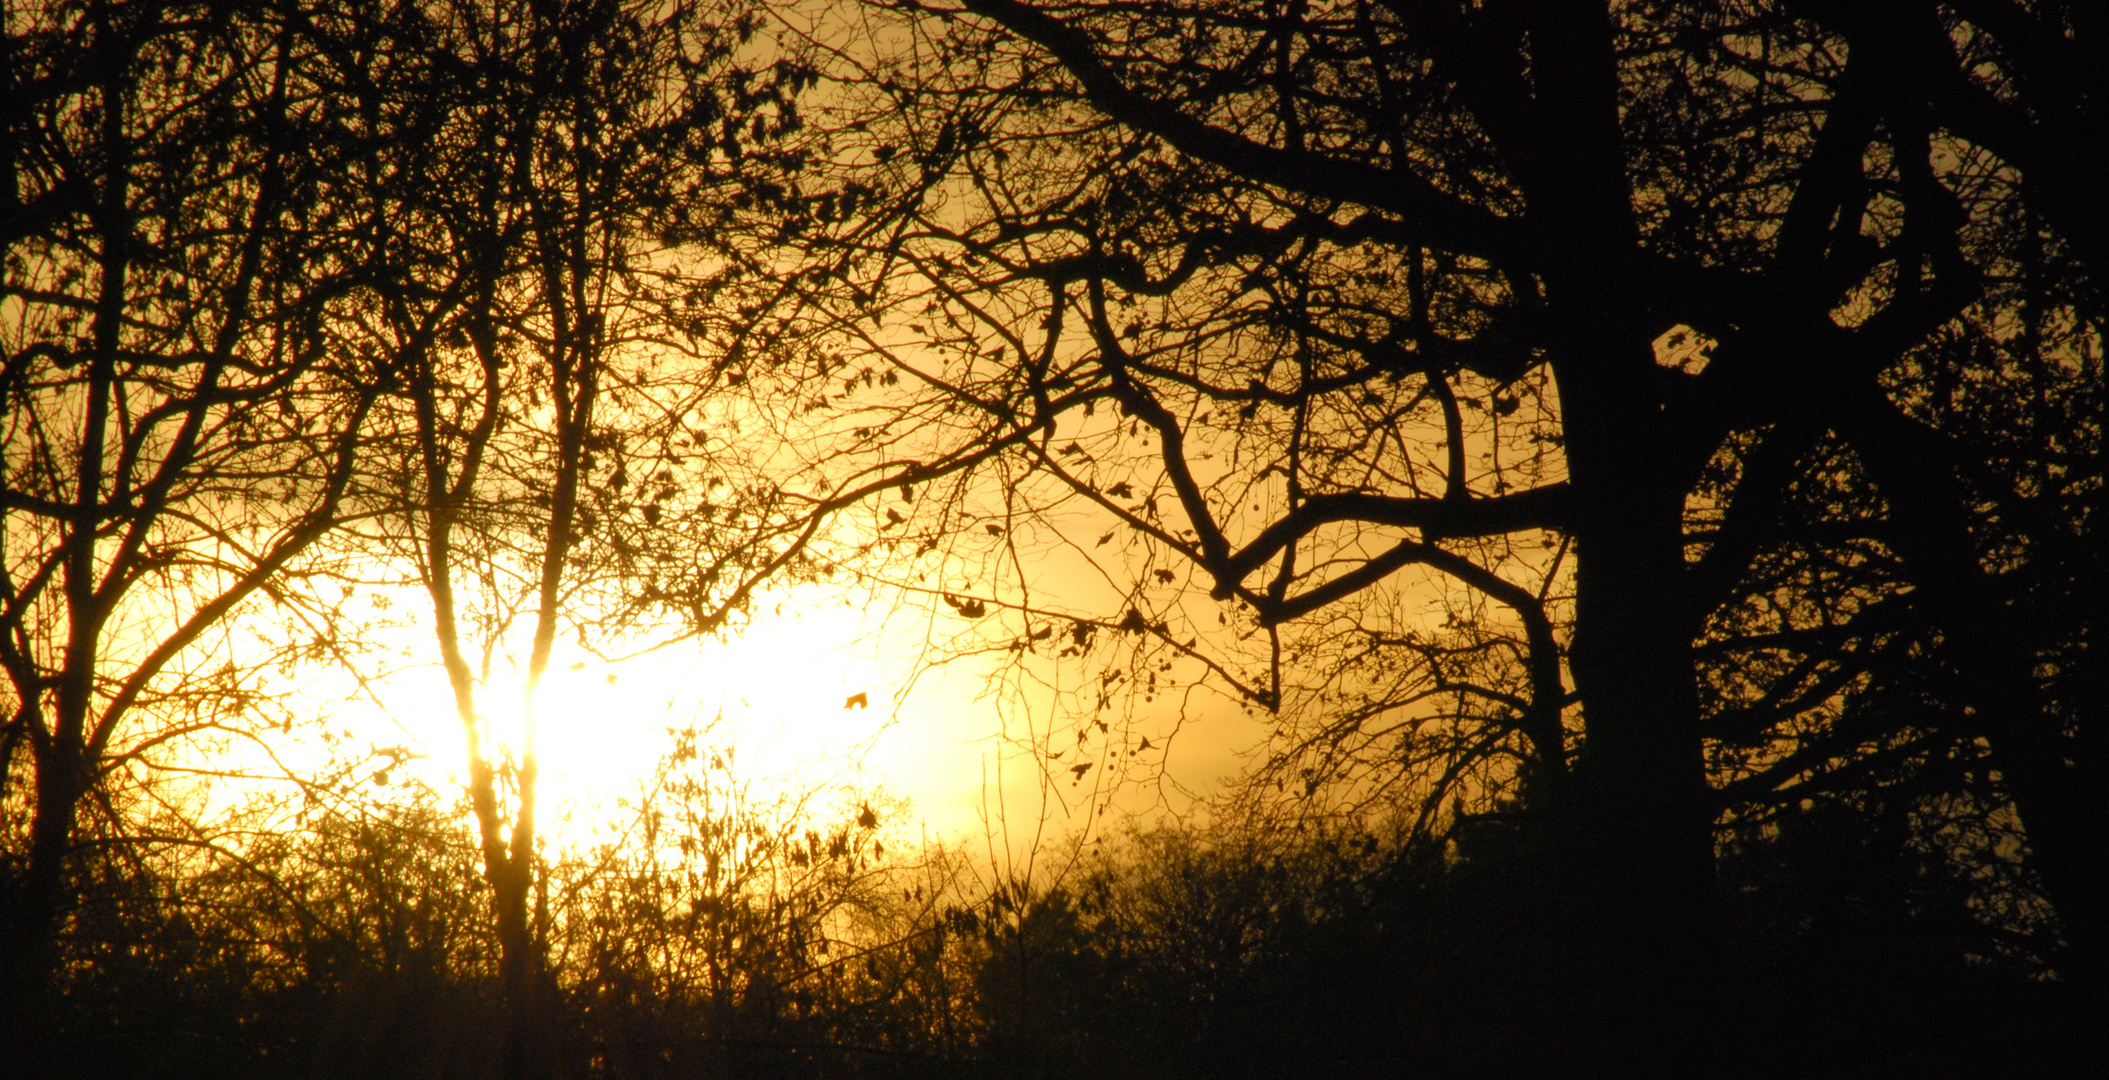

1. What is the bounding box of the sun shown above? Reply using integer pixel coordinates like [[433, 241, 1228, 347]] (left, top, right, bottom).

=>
[[446, 590, 909, 836], [306, 570, 1264, 854], [299, 580, 969, 846]]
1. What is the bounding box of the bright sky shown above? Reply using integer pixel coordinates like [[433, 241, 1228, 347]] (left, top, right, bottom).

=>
[[276, 570, 1270, 863], [187, 293, 1568, 860]]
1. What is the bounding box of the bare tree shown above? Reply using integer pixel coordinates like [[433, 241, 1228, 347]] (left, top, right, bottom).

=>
[[339, 3, 829, 1075], [1785, 0, 2108, 991], [0, 0, 425, 1047], [747, 0, 2106, 1059]]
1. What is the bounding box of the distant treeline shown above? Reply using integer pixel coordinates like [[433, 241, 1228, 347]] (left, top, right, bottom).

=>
[[34, 756, 2087, 1079]]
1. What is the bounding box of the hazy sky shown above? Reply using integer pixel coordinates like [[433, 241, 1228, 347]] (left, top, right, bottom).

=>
[[301, 571, 1271, 862]]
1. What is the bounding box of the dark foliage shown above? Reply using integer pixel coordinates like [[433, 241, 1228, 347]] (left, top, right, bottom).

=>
[[5, 0, 2099, 1076], [24, 796, 2091, 1079]]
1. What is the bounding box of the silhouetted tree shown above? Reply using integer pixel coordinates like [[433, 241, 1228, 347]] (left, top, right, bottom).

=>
[[760, 0, 2104, 1062], [1780, 0, 2107, 994], [8, 1, 2099, 1074], [1, 0, 417, 1054], [323, 2, 828, 1075]]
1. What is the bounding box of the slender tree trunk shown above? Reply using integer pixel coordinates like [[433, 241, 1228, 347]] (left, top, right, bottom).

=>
[[0, 737, 84, 1070], [2, 37, 131, 1061], [494, 848, 544, 1080], [412, 331, 555, 1078]]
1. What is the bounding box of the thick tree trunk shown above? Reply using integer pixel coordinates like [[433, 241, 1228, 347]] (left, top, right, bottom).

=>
[[1553, 340, 1719, 1067], [1508, 2, 1721, 1057]]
